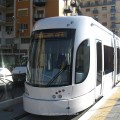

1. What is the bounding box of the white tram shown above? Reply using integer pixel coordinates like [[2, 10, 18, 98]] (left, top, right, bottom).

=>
[[23, 16, 120, 115]]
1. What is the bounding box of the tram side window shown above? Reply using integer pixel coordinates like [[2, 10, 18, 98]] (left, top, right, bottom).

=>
[[117, 48, 120, 74], [104, 45, 114, 74], [75, 39, 90, 84]]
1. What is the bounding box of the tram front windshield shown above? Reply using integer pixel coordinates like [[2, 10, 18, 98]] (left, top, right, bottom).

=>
[[26, 29, 75, 87]]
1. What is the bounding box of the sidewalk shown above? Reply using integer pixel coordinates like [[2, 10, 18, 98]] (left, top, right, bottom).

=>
[[80, 82, 120, 120]]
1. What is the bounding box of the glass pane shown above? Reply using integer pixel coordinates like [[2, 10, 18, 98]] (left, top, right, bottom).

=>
[[96, 41, 102, 86], [104, 45, 114, 74], [75, 40, 90, 84], [27, 29, 75, 87]]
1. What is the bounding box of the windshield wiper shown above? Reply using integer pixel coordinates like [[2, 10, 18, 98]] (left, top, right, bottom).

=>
[[47, 64, 69, 86]]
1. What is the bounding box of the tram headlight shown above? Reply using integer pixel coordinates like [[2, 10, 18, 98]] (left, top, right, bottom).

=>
[[52, 95, 56, 99], [58, 94, 62, 98]]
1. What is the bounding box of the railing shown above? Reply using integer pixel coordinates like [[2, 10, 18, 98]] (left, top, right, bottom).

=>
[[33, 14, 45, 21], [93, 9, 99, 14], [0, 75, 25, 102], [0, 16, 5, 22], [64, 6, 73, 14], [111, 24, 117, 29], [33, 0, 46, 7], [80, 0, 116, 8], [0, 0, 6, 7], [110, 9, 116, 13], [110, 16, 116, 21]]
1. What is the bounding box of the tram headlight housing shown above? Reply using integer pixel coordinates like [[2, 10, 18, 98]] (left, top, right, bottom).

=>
[[52, 95, 56, 99], [58, 94, 62, 98]]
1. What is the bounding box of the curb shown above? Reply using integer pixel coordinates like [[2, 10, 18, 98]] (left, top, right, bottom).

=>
[[0, 96, 23, 110]]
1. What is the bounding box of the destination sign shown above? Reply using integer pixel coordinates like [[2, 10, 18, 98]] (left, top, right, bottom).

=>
[[38, 31, 67, 39]]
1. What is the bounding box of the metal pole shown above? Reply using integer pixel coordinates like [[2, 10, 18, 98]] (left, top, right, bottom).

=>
[[17, 20, 21, 64]]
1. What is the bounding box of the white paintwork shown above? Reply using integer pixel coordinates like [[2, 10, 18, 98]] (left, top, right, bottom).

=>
[[12, 66, 26, 74], [23, 16, 120, 115]]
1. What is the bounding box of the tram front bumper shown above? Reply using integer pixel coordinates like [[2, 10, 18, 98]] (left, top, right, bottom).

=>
[[23, 94, 70, 116]]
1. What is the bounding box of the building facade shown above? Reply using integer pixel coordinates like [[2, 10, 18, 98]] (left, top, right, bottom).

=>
[[0, 0, 65, 67], [0, 0, 15, 67], [79, 0, 120, 35]]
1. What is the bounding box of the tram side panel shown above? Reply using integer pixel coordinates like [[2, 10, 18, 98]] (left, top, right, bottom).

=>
[[114, 36, 120, 84], [69, 23, 97, 114], [23, 16, 120, 116], [92, 23, 116, 96]]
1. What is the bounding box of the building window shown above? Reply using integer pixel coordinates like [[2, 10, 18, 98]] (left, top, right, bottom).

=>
[[0, 38, 1, 44], [18, 8, 28, 16], [111, 6, 115, 9], [0, 26, 1, 31], [75, 39, 90, 84], [18, 0, 28, 1], [6, 13, 14, 22], [6, 38, 13, 44], [37, 10, 44, 14], [102, 22, 107, 26], [102, 7, 107, 11], [18, 24, 28, 31], [86, 1, 90, 6], [21, 38, 30, 44], [111, 14, 115, 17], [6, 26, 13, 34], [86, 8, 90, 12], [0, 12, 2, 20], [36, 9, 45, 18]]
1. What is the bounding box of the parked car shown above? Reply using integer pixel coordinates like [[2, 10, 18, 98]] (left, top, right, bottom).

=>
[[12, 55, 27, 84], [12, 66, 27, 83], [0, 68, 13, 90]]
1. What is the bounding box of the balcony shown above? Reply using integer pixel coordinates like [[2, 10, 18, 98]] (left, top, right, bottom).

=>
[[33, 0, 46, 7], [95, 1, 100, 6], [85, 2, 91, 7], [111, 24, 116, 29], [6, 17, 13, 23], [109, 0, 115, 5], [6, 2, 14, 8], [0, 15, 5, 23], [64, 6, 73, 14], [0, 0, 6, 8], [93, 9, 98, 14], [0, 44, 14, 50], [110, 16, 116, 21], [110, 9, 116, 13], [103, 1, 107, 5]]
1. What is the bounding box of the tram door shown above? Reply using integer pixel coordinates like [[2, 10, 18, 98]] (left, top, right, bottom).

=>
[[116, 40, 120, 83], [96, 40, 103, 99]]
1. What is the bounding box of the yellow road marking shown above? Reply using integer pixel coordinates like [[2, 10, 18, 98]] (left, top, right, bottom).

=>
[[89, 88, 120, 120]]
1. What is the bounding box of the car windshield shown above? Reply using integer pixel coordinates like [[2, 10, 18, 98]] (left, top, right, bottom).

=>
[[26, 29, 75, 87]]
